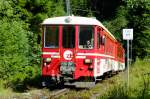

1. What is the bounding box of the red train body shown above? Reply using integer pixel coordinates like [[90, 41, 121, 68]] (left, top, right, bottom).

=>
[[41, 16, 125, 87]]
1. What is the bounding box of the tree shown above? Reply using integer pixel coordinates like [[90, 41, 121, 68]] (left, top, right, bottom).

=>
[[125, 0, 150, 61], [103, 6, 128, 41], [0, 0, 35, 88], [71, 0, 93, 16], [0, 19, 35, 87]]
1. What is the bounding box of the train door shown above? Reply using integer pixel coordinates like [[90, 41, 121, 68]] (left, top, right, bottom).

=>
[[96, 27, 105, 77], [42, 25, 60, 76], [59, 25, 76, 80], [95, 27, 102, 77]]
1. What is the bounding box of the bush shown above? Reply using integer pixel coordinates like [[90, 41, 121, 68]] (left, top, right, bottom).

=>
[[0, 19, 35, 89]]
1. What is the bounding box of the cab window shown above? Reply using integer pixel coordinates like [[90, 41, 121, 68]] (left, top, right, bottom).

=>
[[79, 26, 94, 49], [44, 26, 59, 48], [62, 25, 75, 48]]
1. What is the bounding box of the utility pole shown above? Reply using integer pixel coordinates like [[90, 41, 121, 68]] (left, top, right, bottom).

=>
[[66, 0, 71, 16]]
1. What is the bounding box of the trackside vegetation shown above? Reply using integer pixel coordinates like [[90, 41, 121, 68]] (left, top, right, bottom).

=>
[[99, 60, 150, 99], [0, 19, 37, 90]]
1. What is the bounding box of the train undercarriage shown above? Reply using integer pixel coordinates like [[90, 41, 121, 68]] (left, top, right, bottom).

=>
[[41, 69, 120, 88]]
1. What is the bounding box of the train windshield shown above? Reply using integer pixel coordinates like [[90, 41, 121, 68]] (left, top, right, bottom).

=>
[[44, 26, 59, 48], [62, 25, 75, 48], [79, 26, 94, 49]]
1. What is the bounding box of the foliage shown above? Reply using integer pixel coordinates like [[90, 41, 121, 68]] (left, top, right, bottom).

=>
[[0, 18, 35, 89], [71, 0, 93, 16], [125, 0, 150, 60], [103, 6, 128, 41], [0, 0, 14, 18]]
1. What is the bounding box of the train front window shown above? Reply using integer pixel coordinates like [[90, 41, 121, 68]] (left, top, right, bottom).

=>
[[44, 26, 59, 48], [79, 26, 94, 49], [62, 26, 75, 48]]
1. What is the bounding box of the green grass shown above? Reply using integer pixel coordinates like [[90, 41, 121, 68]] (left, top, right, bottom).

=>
[[99, 59, 150, 99], [0, 82, 14, 98]]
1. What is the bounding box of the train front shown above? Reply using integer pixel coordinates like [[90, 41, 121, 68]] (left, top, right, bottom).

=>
[[41, 16, 96, 87]]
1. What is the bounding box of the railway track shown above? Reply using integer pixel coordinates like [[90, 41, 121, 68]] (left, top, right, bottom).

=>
[[49, 88, 69, 98]]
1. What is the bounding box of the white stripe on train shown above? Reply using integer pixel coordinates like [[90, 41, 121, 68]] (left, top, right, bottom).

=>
[[42, 52, 59, 55], [42, 52, 115, 59], [77, 53, 114, 58]]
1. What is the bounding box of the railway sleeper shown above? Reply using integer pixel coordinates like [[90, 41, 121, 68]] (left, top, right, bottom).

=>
[[64, 81, 96, 88]]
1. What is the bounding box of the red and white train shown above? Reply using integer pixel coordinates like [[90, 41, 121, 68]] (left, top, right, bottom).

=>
[[41, 16, 125, 87]]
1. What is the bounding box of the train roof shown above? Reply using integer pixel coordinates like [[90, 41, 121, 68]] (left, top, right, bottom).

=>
[[42, 16, 116, 40]]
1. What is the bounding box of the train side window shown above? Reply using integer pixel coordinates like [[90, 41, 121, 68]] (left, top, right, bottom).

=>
[[101, 36, 105, 45], [97, 33, 100, 48]]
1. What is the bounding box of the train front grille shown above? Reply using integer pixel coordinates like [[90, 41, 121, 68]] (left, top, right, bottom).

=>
[[60, 62, 75, 80]]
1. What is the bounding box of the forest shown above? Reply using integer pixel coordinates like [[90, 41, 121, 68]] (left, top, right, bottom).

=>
[[0, 0, 150, 91]]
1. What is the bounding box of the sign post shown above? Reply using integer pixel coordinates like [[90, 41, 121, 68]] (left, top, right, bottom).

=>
[[123, 29, 133, 87]]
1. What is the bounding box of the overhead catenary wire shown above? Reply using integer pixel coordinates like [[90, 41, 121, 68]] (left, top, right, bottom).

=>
[[68, 0, 100, 15], [66, 0, 71, 16], [72, 8, 100, 14]]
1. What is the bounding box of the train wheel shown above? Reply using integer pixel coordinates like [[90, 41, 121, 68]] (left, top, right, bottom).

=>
[[108, 71, 113, 78], [57, 77, 64, 89]]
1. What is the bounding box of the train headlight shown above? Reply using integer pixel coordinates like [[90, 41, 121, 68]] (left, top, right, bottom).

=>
[[44, 58, 51, 63], [84, 59, 92, 64]]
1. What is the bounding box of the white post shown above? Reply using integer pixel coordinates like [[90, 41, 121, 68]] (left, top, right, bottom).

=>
[[131, 40, 132, 64], [123, 29, 133, 88], [127, 40, 129, 87]]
